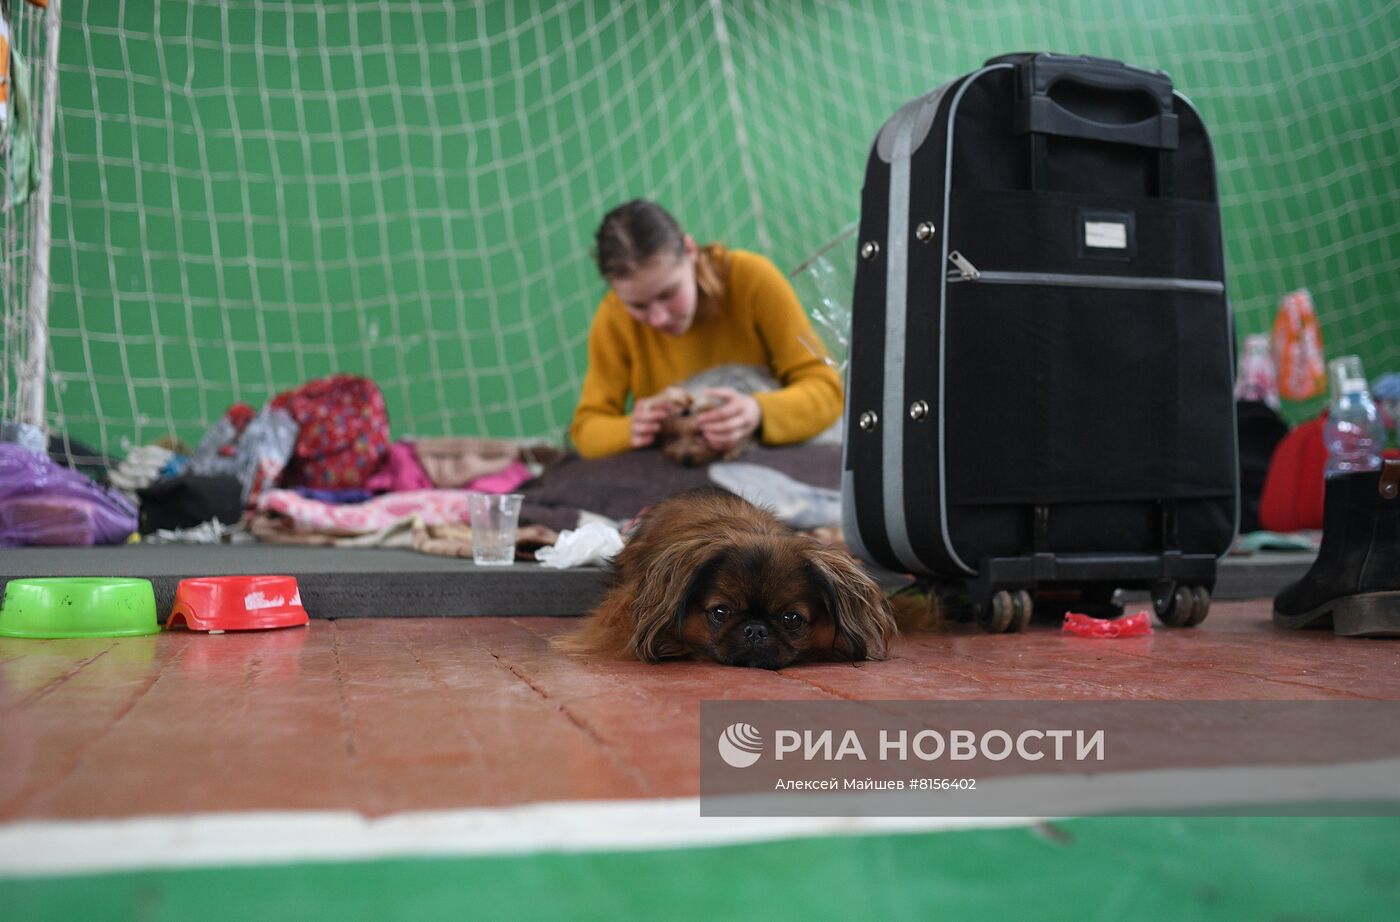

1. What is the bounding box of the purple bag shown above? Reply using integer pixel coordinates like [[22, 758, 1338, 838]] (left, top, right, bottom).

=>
[[0, 444, 137, 547]]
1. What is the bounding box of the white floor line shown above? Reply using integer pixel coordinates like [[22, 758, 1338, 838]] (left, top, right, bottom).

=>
[[3, 757, 1396, 879], [0, 798, 1034, 878]]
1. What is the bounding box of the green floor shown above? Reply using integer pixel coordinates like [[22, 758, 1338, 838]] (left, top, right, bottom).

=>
[[6, 816, 1398, 921]]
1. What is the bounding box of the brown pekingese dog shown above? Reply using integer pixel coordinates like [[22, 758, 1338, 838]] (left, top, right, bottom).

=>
[[556, 487, 898, 668]]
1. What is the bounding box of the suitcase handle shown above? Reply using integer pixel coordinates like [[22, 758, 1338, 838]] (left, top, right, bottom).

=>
[[992, 53, 1179, 150]]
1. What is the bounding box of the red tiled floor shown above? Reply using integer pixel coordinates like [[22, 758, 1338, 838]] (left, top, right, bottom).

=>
[[1, 599, 1396, 821]]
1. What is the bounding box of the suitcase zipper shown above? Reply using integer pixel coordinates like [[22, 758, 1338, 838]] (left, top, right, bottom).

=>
[[948, 250, 981, 280], [946, 251, 1224, 294]]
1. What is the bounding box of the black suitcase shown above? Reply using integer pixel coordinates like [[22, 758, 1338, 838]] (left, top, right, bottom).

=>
[[841, 53, 1238, 631]]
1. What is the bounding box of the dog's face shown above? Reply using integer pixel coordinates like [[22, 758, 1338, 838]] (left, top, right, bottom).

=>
[[568, 488, 898, 668], [671, 536, 864, 668], [658, 401, 726, 467]]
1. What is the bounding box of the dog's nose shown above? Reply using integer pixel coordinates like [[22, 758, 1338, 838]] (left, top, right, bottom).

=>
[[742, 620, 769, 644]]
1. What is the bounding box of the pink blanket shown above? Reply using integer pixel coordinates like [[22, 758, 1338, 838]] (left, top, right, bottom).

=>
[[257, 489, 474, 534]]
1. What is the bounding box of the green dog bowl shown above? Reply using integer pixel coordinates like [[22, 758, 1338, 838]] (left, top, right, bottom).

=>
[[0, 577, 159, 638]]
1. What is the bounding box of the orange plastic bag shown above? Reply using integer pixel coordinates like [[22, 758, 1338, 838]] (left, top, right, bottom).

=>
[[1271, 289, 1326, 401]]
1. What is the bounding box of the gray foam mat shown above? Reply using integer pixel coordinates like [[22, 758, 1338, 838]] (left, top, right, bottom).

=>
[[0, 546, 607, 619], [0, 545, 1311, 620]]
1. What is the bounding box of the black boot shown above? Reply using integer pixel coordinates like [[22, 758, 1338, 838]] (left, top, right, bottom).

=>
[[1273, 458, 1400, 636]]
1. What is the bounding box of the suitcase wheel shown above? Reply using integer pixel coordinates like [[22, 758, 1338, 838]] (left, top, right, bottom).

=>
[[1011, 590, 1034, 632], [975, 589, 1034, 634], [1154, 584, 1211, 628]]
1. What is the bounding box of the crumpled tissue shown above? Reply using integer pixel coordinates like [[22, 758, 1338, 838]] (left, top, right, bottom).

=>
[[534, 521, 624, 569]]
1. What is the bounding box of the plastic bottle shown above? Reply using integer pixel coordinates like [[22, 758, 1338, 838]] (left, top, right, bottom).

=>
[[1323, 355, 1385, 478], [1234, 333, 1280, 408]]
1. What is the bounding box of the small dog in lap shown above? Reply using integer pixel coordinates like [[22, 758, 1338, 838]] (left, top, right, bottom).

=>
[[556, 487, 898, 668], [650, 364, 779, 467]]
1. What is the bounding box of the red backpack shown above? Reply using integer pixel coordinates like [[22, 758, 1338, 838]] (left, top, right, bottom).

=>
[[270, 375, 390, 489]]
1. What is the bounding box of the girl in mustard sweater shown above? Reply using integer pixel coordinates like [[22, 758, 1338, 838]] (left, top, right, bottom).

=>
[[570, 200, 843, 459]]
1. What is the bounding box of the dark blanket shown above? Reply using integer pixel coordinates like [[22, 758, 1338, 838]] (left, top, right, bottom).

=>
[[519, 442, 842, 531]]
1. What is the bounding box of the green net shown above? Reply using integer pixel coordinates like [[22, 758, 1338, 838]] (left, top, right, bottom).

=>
[[8, 0, 1397, 455]]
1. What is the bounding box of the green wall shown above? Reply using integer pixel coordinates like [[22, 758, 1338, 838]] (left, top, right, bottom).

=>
[[36, 0, 1400, 454]]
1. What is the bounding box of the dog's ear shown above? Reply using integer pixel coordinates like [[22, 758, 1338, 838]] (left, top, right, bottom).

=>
[[628, 536, 725, 661], [803, 543, 898, 661]]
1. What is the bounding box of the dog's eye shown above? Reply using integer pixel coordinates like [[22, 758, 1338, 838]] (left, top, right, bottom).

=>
[[782, 611, 806, 629], [709, 605, 732, 622]]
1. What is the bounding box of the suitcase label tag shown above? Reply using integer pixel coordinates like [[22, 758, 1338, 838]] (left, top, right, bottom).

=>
[[1084, 220, 1128, 249]]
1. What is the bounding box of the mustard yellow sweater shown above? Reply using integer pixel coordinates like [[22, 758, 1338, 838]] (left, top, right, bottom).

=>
[[570, 249, 844, 459]]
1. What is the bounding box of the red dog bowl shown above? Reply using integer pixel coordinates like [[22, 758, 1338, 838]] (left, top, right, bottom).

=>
[[167, 576, 309, 632]]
